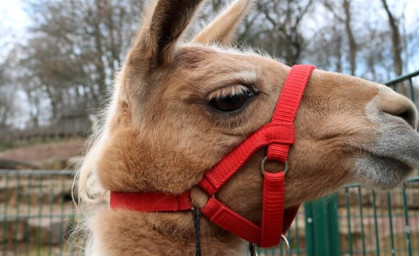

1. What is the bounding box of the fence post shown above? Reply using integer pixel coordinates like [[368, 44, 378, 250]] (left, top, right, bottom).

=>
[[304, 194, 340, 256]]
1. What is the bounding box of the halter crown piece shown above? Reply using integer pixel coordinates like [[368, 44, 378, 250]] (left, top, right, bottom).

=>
[[110, 65, 316, 249]]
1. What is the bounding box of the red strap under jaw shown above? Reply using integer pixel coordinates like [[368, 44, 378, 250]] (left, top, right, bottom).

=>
[[200, 197, 261, 243], [110, 190, 192, 212]]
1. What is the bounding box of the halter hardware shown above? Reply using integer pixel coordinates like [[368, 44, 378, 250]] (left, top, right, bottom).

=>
[[261, 156, 288, 176]]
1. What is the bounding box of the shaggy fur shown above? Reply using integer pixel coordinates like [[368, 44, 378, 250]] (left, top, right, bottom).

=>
[[76, 0, 419, 255]]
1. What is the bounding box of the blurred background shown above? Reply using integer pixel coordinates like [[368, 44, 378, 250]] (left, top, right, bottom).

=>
[[1, 0, 419, 255]]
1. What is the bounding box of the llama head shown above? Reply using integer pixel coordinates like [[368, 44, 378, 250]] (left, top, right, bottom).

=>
[[83, 0, 419, 221]]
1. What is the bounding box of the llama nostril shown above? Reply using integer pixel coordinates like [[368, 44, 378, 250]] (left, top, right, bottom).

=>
[[393, 108, 416, 128], [399, 109, 413, 126], [377, 88, 418, 129], [380, 94, 417, 129]]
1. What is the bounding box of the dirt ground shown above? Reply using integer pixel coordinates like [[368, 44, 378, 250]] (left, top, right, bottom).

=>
[[0, 139, 86, 166]]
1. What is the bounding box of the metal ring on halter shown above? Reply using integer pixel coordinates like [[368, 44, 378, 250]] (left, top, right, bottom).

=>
[[281, 234, 291, 256], [260, 156, 288, 176]]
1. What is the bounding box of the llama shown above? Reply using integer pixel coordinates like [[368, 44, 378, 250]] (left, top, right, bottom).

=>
[[76, 0, 419, 255]]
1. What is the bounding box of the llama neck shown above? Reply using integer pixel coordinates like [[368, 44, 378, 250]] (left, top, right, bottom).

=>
[[92, 208, 246, 256]]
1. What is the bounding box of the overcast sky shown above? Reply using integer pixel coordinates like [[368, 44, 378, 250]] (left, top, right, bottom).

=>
[[1, 0, 418, 67], [1, 0, 418, 33]]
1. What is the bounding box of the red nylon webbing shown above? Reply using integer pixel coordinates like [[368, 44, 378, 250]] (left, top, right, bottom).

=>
[[199, 123, 294, 196], [200, 197, 261, 243], [260, 172, 285, 247], [110, 190, 192, 212], [257, 65, 315, 247], [267, 65, 316, 162]]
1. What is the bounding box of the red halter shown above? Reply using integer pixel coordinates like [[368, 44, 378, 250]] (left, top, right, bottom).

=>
[[110, 64, 316, 248]]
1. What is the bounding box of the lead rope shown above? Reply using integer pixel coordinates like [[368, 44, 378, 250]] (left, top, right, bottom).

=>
[[249, 243, 258, 256], [193, 208, 202, 256]]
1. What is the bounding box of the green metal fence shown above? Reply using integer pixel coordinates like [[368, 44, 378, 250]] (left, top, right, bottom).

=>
[[0, 170, 76, 256], [2, 172, 419, 256], [385, 70, 419, 103], [256, 177, 419, 256]]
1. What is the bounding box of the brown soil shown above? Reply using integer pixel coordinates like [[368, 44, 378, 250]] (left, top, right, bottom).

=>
[[0, 139, 86, 166]]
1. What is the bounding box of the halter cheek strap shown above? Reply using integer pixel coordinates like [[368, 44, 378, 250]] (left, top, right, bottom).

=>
[[198, 64, 316, 247], [110, 64, 316, 248]]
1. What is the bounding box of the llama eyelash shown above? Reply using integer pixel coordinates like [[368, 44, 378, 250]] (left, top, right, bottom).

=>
[[206, 84, 258, 101]]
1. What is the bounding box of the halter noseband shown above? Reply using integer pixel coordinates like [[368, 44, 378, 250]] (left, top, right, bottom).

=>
[[110, 64, 316, 249]]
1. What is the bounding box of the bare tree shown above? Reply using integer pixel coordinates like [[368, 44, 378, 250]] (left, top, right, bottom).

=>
[[323, 0, 357, 75], [0, 53, 21, 129], [381, 0, 403, 76], [342, 0, 357, 75], [18, 0, 146, 125], [242, 0, 314, 64], [3, 0, 418, 130]]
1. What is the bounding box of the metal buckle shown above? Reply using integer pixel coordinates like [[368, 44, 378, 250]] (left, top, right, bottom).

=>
[[260, 156, 288, 176], [249, 236, 290, 256], [281, 234, 291, 256]]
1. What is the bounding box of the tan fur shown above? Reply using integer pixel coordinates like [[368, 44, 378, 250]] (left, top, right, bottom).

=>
[[76, 0, 419, 255]]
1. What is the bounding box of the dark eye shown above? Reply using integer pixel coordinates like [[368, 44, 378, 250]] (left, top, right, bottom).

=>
[[210, 88, 255, 112]]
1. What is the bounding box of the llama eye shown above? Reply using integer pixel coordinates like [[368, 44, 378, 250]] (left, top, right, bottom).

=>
[[209, 88, 255, 112]]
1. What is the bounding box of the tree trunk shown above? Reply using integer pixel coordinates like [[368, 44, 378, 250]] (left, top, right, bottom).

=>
[[93, 0, 108, 104], [381, 0, 403, 76], [343, 0, 357, 76]]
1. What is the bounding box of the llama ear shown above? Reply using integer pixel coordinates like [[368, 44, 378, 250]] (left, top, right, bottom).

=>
[[191, 0, 253, 45], [128, 0, 204, 68]]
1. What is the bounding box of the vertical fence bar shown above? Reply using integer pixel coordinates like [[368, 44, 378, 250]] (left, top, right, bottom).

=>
[[294, 213, 301, 256], [304, 203, 314, 256], [345, 188, 353, 256], [25, 173, 33, 256], [372, 191, 380, 256], [13, 173, 22, 255], [379, 195, 388, 255], [386, 192, 396, 256], [402, 186, 412, 256], [357, 187, 366, 256], [59, 176, 65, 255], [304, 195, 340, 256], [328, 195, 340, 256], [48, 174, 54, 256], [2, 171, 10, 256], [36, 173, 44, 256]]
